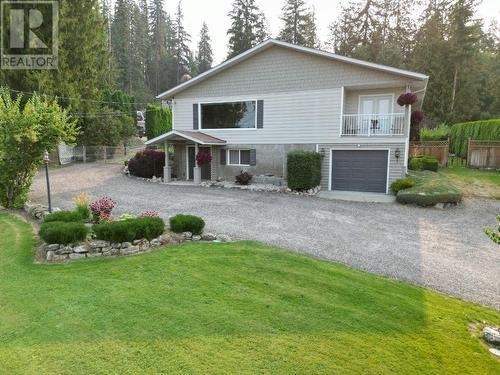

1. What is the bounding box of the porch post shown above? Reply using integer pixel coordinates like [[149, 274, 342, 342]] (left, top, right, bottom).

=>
[[193, 143, 201, 184], [403, 104, 412, 173], [163, 140, 172, 183]]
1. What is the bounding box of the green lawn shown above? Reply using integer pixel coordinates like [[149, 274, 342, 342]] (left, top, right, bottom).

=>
[[0, 213, 499, 374], [439, 167, 500, 199]]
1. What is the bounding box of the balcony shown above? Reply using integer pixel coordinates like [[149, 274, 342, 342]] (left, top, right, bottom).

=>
[[342, 113, 406, 136]]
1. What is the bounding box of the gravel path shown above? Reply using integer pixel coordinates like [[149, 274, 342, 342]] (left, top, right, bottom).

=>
[[31, 163, 500, 309]]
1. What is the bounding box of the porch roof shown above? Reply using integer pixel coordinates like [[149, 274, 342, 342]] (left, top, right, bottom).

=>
[[144, 130, 226, 146]]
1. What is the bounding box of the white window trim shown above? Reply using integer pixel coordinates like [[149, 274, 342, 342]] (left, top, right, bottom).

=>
[[198, 100, 258, 131], [227, 149, 251, 166], [357, 93, 395, 115]]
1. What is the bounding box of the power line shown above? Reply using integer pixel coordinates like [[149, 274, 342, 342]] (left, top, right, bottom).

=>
[[6, 87, 159, 106]]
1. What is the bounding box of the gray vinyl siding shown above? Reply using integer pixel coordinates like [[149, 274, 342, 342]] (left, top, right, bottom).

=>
[[174, 46, 421, 99], [318, 143, 406, 191]]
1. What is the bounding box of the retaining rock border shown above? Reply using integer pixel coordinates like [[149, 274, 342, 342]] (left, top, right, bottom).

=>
[[40, 231, 231, 263]]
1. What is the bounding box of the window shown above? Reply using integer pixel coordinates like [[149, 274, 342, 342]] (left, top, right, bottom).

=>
[[201, 101, 256, 129], [228, 149, 251, 166]]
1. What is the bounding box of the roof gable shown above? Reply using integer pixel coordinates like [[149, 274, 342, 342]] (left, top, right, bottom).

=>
[[157, 39, 428, 99]]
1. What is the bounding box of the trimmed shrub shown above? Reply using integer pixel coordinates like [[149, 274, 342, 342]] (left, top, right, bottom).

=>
[[409, 156, 439, 172], [93, 217, 165, 243], [390, 178, 416, 193], [145, 104, 172, 140], [235, 171, 252, 185], [287, 151, 321, 191], [169, 214, 205, 235], [44, 210, 84, 223], [420, 125, 450, 141], [396, 185, 462, 206], [128, 149, 165, 179], [484, 215, 500, 245], [450, 119, 500, 158], [39, 222, 89, 244]]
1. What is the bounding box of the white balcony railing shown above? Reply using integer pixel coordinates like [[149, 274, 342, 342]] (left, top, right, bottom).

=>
[[342, 113, 406, 136]]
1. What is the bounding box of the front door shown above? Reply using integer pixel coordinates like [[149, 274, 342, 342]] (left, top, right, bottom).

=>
[[188, 146, 211, 180]]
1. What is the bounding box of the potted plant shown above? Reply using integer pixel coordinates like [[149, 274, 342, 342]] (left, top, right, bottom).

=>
[[397, 92, 418, 106]]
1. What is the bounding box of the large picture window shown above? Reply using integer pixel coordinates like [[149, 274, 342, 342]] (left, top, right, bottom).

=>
[[201, 101, 256, 129]]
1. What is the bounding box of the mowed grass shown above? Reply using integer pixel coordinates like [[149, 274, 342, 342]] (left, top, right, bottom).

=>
[[0, 213, 499, 374], [439, 167, 500, 199]]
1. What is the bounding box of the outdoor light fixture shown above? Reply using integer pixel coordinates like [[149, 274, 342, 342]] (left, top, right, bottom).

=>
[[43, 150, 52, 213], [395, 148, 401, 159]]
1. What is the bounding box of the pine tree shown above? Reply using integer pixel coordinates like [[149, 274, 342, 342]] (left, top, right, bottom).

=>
[[227, 0, 269, 59], [173, 1, 192, 83], [277, 0, 309, 45], [303, 7, 319, 48], [196, 22, 214, 74], [148, 0, 168, 95], [111, 0, 133, 94]]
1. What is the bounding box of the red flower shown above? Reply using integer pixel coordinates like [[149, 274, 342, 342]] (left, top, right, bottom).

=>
[[196, 151, 212, 166]]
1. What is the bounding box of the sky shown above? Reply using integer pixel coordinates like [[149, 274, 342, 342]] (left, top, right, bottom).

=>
[[156, 0, 500, 64]]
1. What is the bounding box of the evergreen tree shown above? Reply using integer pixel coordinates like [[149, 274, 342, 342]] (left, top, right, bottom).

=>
[[227, 0, 269, 59], [303, 7, 319, 48], [111, 0, 133, 94], [173, 1, 192, 83], [277, 0, 309, 45], [196, 22, 214, 74], [148, 0, 168, 95]]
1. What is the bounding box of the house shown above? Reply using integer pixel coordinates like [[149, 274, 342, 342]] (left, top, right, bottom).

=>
[[145, 39, 428, 194]]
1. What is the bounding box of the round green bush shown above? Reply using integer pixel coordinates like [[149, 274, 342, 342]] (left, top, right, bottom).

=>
[[93, 217, 165, 243], [409, 156, 439, 172], [169, 214, 205, 235], [390, 178, 416, 193], [44, 210, 84, 223], [39, 221, 89, 244]]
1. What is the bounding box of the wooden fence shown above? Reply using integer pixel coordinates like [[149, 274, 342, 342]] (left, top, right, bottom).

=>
[[467, 140, 500, 169], [409, 140, 449, 166]]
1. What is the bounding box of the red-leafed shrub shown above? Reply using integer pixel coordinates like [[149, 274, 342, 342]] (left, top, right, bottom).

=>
[[397, 92, 417, 106], [196, 151, 212, 166], [128, 149, 165, 178], [90, 197, 116, 223], [411, 111, 425, 126]]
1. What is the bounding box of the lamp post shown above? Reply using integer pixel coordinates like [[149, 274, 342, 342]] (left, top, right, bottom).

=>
[[43, 150, 52, 213]]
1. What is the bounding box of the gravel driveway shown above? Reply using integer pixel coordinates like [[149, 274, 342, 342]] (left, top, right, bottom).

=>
[[31, 163, 500, 309]]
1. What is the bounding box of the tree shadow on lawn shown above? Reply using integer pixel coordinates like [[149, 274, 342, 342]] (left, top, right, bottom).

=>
[[0, 214, 434, 346]]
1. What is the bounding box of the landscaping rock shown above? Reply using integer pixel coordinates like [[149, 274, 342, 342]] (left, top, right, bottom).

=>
[[150, 239, 161, 247], [73, 245, 87, 253], [121, 246, 139, 255], [183, 232, 193, 239], [90, 240, 110, 249], [87, 252, 103, 258], [192, 235, 201, 241], [158, 234, 172, 245], [56, 246, 73, 255], [489, 348, 500, 357], [69, 253, 85, 260], [132, 239, 142, 246], [46, 251, 55, 261], [53, 254, 67, 261], [218, 234, 231, 242], [46, 244, 60, 251], [111, 243, 121, 249], [121, 242, 132, 249], [201, 233, 217, 241], [484, 326, 500, 344], [102, 248, 120, 256]]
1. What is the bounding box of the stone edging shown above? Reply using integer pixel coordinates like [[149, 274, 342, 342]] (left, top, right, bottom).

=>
[[40, 231, 231, 263]]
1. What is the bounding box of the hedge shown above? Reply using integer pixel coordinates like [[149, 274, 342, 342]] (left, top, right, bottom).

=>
[[93, 217, 165, 243], [396, 184, 462, 206], [449, 119, 500, 158], [145, 104, 172, 140], [420, 125, 450, 141], [39, 222, 89, 244], [287, 151, 321, 191], [390, 178, 415, 193], [169, 214, 205, 235], [409, 156, 439, 172], [44, 210, 84, 223]]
